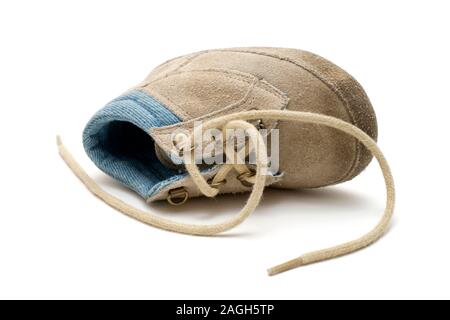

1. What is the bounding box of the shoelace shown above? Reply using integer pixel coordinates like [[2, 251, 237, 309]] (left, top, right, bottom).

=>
[[57, 109, 395, 276]]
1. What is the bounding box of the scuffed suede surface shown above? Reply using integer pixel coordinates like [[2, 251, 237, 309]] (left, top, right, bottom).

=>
[[145, 69, 288, 157], [143, 48, 377, 189], [142, 69, 287, 120], [227, 47, 377, 182]]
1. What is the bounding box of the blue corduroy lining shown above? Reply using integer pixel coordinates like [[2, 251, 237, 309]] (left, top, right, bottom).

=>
[[83, 90, 186, 198]]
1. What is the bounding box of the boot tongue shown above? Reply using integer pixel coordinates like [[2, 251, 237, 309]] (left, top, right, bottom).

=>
[[83, 90, 186, 199]]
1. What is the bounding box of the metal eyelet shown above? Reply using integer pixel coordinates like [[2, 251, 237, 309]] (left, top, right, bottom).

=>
[[254, 119, 266, 130], [167, 187, 189, 206], [207, 178, 227, 189], [173, 133, 195, 157], [248, 108, 265, 129], [176, 142, 196, 157], [237, 169, 256, 187]]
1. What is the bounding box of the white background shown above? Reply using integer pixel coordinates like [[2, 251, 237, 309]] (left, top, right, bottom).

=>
[[1, 0, 449, 300]]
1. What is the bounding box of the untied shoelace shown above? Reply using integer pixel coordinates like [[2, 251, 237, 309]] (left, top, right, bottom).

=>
[[57, 109, 395, 276]]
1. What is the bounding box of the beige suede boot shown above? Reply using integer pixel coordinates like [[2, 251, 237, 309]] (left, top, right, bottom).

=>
[[58, 47, 394, 275]]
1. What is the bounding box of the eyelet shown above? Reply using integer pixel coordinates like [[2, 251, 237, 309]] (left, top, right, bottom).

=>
[[237, 169, 256, 187], [177, 144, 195, 157], [207, 178, 227, 189], [254, 119, 266, 130], [167, 187, 189, 206], [173, 133, 194, 157], [248, 108, 265, 129]]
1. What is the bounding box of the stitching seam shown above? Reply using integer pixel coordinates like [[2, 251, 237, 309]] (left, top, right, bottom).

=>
[[214, 49, 361, 184], [143, 68, 286, 101]]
